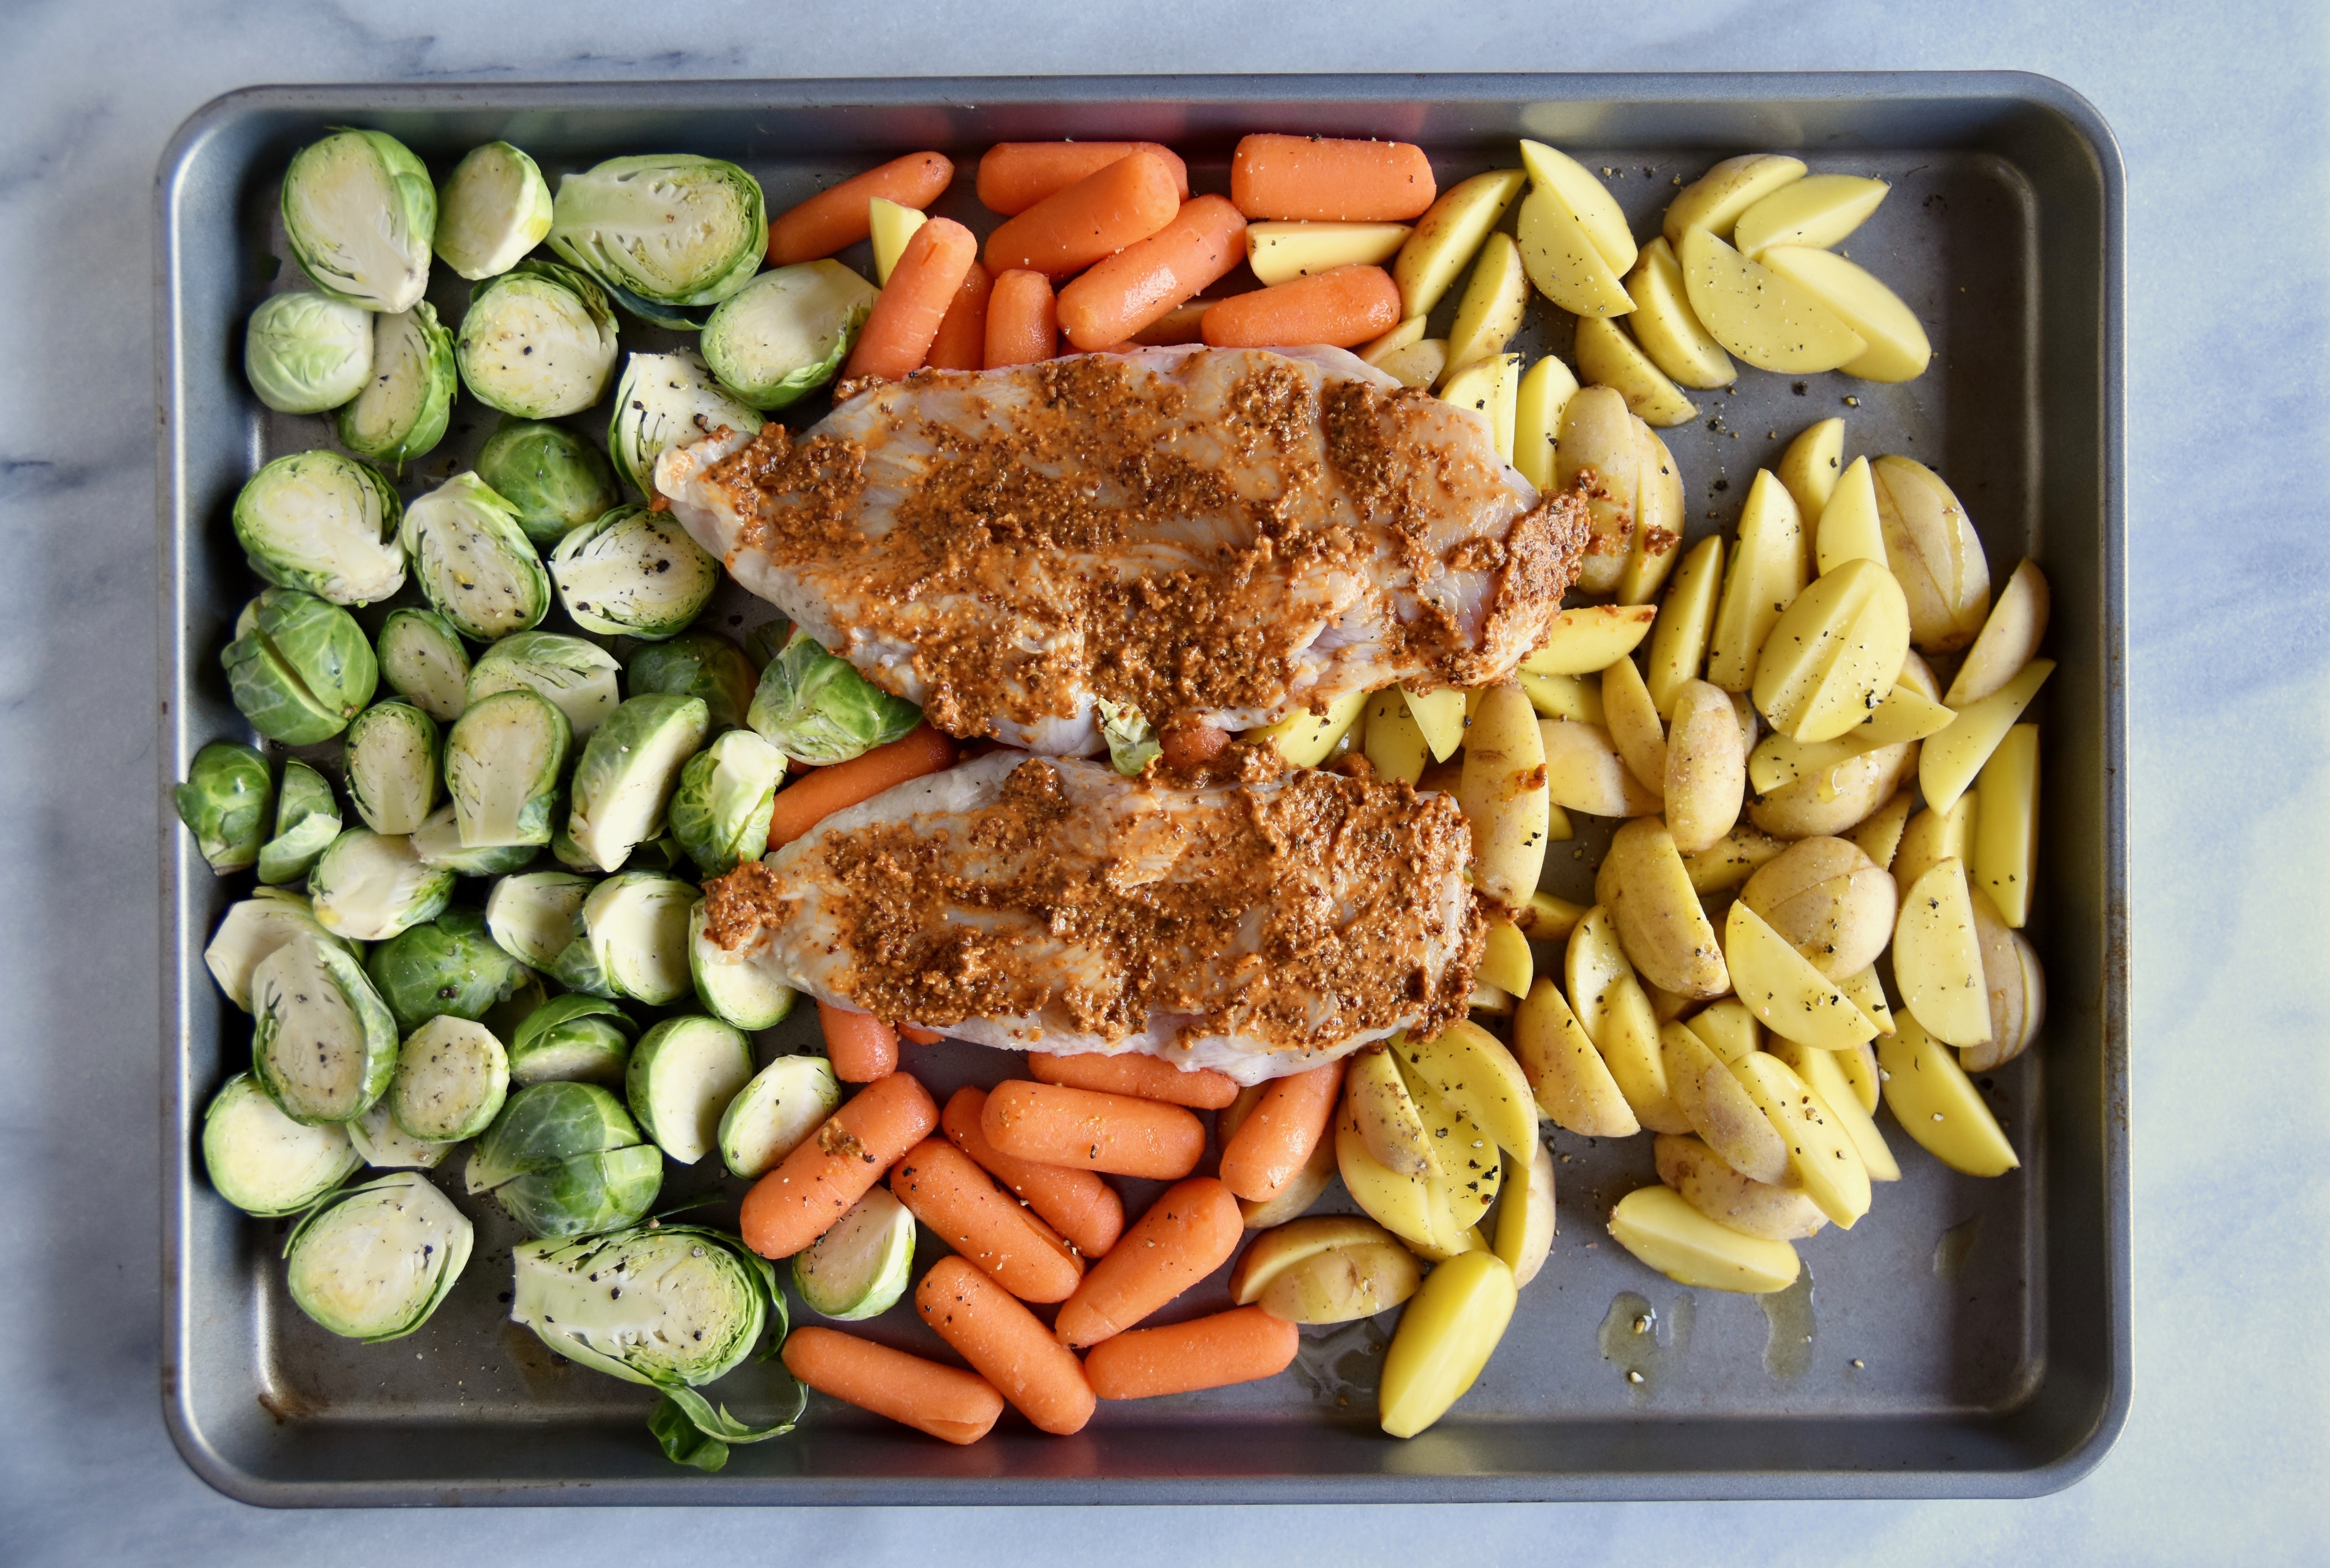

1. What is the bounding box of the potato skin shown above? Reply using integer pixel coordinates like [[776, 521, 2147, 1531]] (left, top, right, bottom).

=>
[[1664, 679, 1745, 853], [1741, 836, 1898, 980], [1653, 1133, 1828, 1241], [1599, 818, 1728, 999], [1748, 741, 1916, 840]]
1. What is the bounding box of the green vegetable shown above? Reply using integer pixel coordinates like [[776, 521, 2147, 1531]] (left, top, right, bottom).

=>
[[387, 1015, 510, 1143], [221, 587, 379, 745], [409, 803, 538, 876], [567, 695, 711, 873], [365, 907, 534, 1034], [257, 759, 341, 886], [347, 1096, 453, 1170], [626, 1015, 753, 1165], [464, 1081, 663, 1239], [668, 730, 785, 878], [201, 1073, 362, 1216], [400, 473, 552, 643], [445, 687, 571, 850], [308, 827, 457, 943], [249, 933, 400, 1124], [627, 631, 759, 733], [232, 450, 406, 607], [745, 627, 920, 765], [716, 1053, 837, 1179], [203, 889, 360, 1011], [434, 141, 554, 281], [547, 155, 768, 312], [548, 505, 721, 643], [792, 1187, 916, 1322], [242, 290, 373, 413], [507, 992, 636, 1087], [336, 302, 457, 468], [342, 701, 442, 836], [689, 899, 797, 1032], [284, 1173, 472, 1342], [1097, 696, 1162, 777], [606, 349, 763, 498], [472, 419, 619, 548], [701, 260, 877, 409], [484, 870, 595, 969], [174, 741, 274, 875], [456, 259, 619, 419], [375, 608, 470, 724], [281, 128, 436, 312], [466, 630, 620, 738], [552, 871, 698, 1005]]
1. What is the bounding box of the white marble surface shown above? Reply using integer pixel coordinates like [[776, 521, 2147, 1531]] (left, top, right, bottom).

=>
[[4, 0, 2324, 1560]]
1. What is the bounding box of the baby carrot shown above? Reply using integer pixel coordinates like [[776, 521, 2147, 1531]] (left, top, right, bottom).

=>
[[915, 1256, 1097, 1435], [983, 150, 1182, 278], [781, 1326, 1003, 1446], [1056, 194, 1249, 352], [768, 151, 954, 266], [1229, 134, 1436, 222], [819, 999, 898, 1083], [983, 269, 1058, 369], [1053, 1178, 1243, 1348], [923, 259, 993, 371], [1082, 1305, 1300, 1400], [1029, 1051, 1240, 1110], [740, 1071, 939, 1258], [1157, 721, 1232, 768], [891, 1137, 1085, 1304], [943, 1086, 1125, 1259], [767, 724, 958, 848], [982, 1080, 1205, 1181], [1132, 300, 1214, 346], [843, 217, 978, 382], [1217, 1059, 1346, 1203], [1201, 264, 1402, 350], [978, 141, 1190, 216], [900, 1024, 945, 1045]]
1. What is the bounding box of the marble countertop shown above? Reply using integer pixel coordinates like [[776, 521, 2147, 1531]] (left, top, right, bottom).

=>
[[6, 1, 2322, 1560]]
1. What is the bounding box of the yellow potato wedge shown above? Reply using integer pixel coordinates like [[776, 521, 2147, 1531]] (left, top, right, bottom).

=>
[[1778, 416, 1845, 524], [1608, 1184, 1801, 1293], [1963, 887, 2045, 1072], [1741, 835, 1898, 981], [1947, 559, 2052, 707], [1469, 981, 1517, 1017], [1765, 1037, 1899, 1182], [1684, 997, 1762, 1063], [1894, 858, 1991, 1047], [1838, 1039, 1881, 1114], [1707, 470, 1808, 691], [1440, 351, 1520, 461], [1398, 1067, 1504, 1232], [1880, 1016, 2020, 1176], [1511, 352, 1579, 492], [1973, 723, 2040, 927], [1646, 535, 1724, 717], [1517, 891, 1589, 942], [1893, 793, 1978, 893], [1749, 730, 1886, 795], [1623, 235, 1735, 389], [1540, 717, 1661, 817], [1920, 658, 2054, 816], [1401, 684, 1467, 762], [1552, 386, 1642, 595], [1860, 682, 1957, 745], [1747, 740, 1916, 841], [1520, 669, 1603, 725], [1363, 688, 1428, 785], [1816, 455, 1886, 575], [1379, 1250, 1517, 1438], [1359, 315, 1426, 364], [1872, 455, 1991, 654], [1395, 168, 1528, 319], [1336, 1105, 1466, 1256], [1848, 789, 1914, 871], [1616, 427, 1687, 606], [1759, 245, 1931, 383], [1516, 183, 1632, 318], [1601, 656, 1667, 796], [1678, 228, 1867, 374], [1443, 233, 1529, 378], [1600, 817, 1729, 998], [1523, 603, 1660, 677], [1397, 1018, 1541, 1161], [1585, 972, 1689, 1135], [1231, 1214, 1405, 1305], [1246, 219, 1412, 286], [867, 197, 926, 285], [1728, 1050, 1870, 1228], [1664, 678, 1748, 854], [1517, 140, 1637, 273], [1457, 682, 1551, 908], [1722, 899, 1877, 1052], [1494, 1142, 1557, 1288], [1479, 915, 1534, 999], [1645, 982, 1696, 1023], [1661, 1021, 1790, 1184], [1247, 687, 1367, 768], [1751, 557, 1912, 742], [1662, 153, 1808, 248], [1838, 964, 1896, 1037], [1680, 821, 1785, 893], [1259, 1240, 1424, 1326], [1345, 1046, 1440, 1179], [1653, 1133, 1827, 1242], [1731, 174, 1890, 258], [1575, 316, 1696, 428], [1513, 976, 1639, 1137], [1375, 336, 1449, 391]]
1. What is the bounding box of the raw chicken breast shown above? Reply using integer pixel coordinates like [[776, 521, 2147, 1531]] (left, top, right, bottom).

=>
[[658, 344, 1589, 755]]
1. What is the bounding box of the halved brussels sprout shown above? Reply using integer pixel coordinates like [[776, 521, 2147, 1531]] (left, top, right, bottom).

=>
[[309, 827, 456, 942], [434, 141, 554, 281], [250, 932, 401, 1124], [547, 155, 768, 312], [258, 759, 341, 886], [743, 617, 793, 669], [202, 1072, 363, 1216], [472, 419, 619, 548], [549, 504, 720, 642], [465, 1081, 661, 1239], [689, 899, 795, 1031], [174, 741, 273, 875], [625, 632, 753, 733], [336, 302, 457, 467], [627, 1015, 753, 1165], [282, 128, 435, 313], [669, 731, 785, 878], [554, 871, 697, 1005], [445, 687, 570, 851], [717, 1052, 837, 1179], [485, 869, 595, 969], [701, 260, 877, 410], [1097, 696, 1162, 777], [466, 631, 619, 738], [746, 627, 920, 765], [508, 992, 636, 1087], [456, 259, 619, 419], [348, 1095, 453, 1169], [233, 450, 406, 607], [606, 350, 763, 499], [388, 1015, 510, 1142], [375, 608, 469, 724], [568, 695, 710, 872], [222, 588, 379, 745], [409, 802, 538, 875], [284, 1172, 472, 1343], [204, 889, 360, 1011], [366, 907, 534, 1034], [243, 290, 373, 413], [793, 1187, 916, 1322], [400, 473, 552, 643], [342, 701, 442, 835]]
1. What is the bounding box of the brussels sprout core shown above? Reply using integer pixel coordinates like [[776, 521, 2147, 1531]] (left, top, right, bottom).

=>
[[201, 1073, 364, 1216], [243, 290, 374, 413], [174, 741, 274, 875], [792, 1187, 917, 1322], [282, 129, 436, 313], [284, 1173, 473, 1343]]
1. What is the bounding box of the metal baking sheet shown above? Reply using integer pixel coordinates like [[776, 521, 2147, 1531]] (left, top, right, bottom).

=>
[[157, 73, 2126, 1505]]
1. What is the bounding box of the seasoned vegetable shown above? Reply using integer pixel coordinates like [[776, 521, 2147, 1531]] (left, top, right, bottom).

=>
[[668, 730, 785, 878], [365, 907, 534, 1034], [445, 688, 570, 849], [347, 1096, 454, 1170], [174, 741, 273, 875], [221, 587, 378, 745], [717, 1053, 839, 1178], [201, 1073, 362, 1216], [552, 871, 697, 1005], [203, 889, 358, 1011], [308, 827, 456, 942], [242, 290, 372, 413], [627, 1015, 754, 1164], [232, 450, 406, 607], [605, 350, 762, 498], [689, 897, 795, 1031], [627, 631, 758, 733], [408, 803, 538, 875], [507, 992, 636, 1087], [399, 473, 552, 642], [466, 630, 619, 739], [249, 932, 400, 1124], [281, 128, 435, 312], [745, 627, 920, 765], [257, 758, 340, 886], [456, 259, 620, 419], [793, 1188, 915, 1321], [484, 869, 595, 969], [464, 1081, 663, 1239], [548, 505, 720, 640], [567, 695, 710, 872], [342, 700, 442, 835], [375, 608, 468, 723], [284, 1173, 473, 1342], [699, 260, 876, 409], [472, 419, 619, 548], [547, 155, 769, 313], [434, 141, 554, 281], [1095, 697, 1161, 777], [387, 1015, 510, 1143], [336, 302, 457, 467]]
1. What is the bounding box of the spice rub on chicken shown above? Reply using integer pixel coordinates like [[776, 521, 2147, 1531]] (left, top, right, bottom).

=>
[[699, 749, 1485, 1085], [657, 344, 1590, 756]]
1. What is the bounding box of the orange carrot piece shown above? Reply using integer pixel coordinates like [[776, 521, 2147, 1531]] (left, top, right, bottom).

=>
[[843, 217, 978, 382], [983, 269, 1058, 369], [1217, 1060, 1345, 1203], [1055, 195, 1249, 352], [981, 1080, 1205, 1181], [781, 1326, 1003, 1445], [1082, 1305, 1300, 1400], [924, 259, 993, 371], [891, 1137, 1085, 1304], [978, 141, 1190, 216], [1201, 264, 1401, 350], [1131, 300, 1215, 346], [767, 725, 958, 849], [943, 1086, 1125, 1259], [1229, 134, 1436, 222], [982, 150, 1182, 279], [1157, 721, 1231, 769], [769, 152, 955, 266], [1053, 1178, 1243, 1348], [819, 999, 899, 1083], [740, 1071, 939, 1258], [900, 1024, 945, 1046], [915, 1256, 1097, 1435], [1029, 1051, 1239, 1110]]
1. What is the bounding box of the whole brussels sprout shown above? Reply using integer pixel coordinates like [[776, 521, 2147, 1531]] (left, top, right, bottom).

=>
[[627, 631, 758, 733], [342, 700, 442, 836], [365, 907, 534, 1035], [701, 260, 876, 410], [464, 1081, 662, 1240], [400, 473, 552, 643], [549, 505, 720, 642], [547, 155, 768, 312], [668, 730, 784, 878], [249, 932, 400, 1125], [257, 758, 341, 886], [606, 350, 761, 498], [220, 588, 379, 745], [243, 290, 373, 413], [456, 259, 619, 420], [507, 992, 636, 1087], [201, 1072, 363, 1217], [174, 740, 274, 875], [567, 695, 710, 873], [472, 419, 619, 548], [232, 450, 406, 607], [466, 631, 619, 738], [284, 1173, 472, 1342], [746, 627, 921, 765], [281, 128, 436, 313], [309, 827, 456, 943], [375, 608, 469, 724], [434, 141, 554, 282], [336, 302, 457, 468]]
